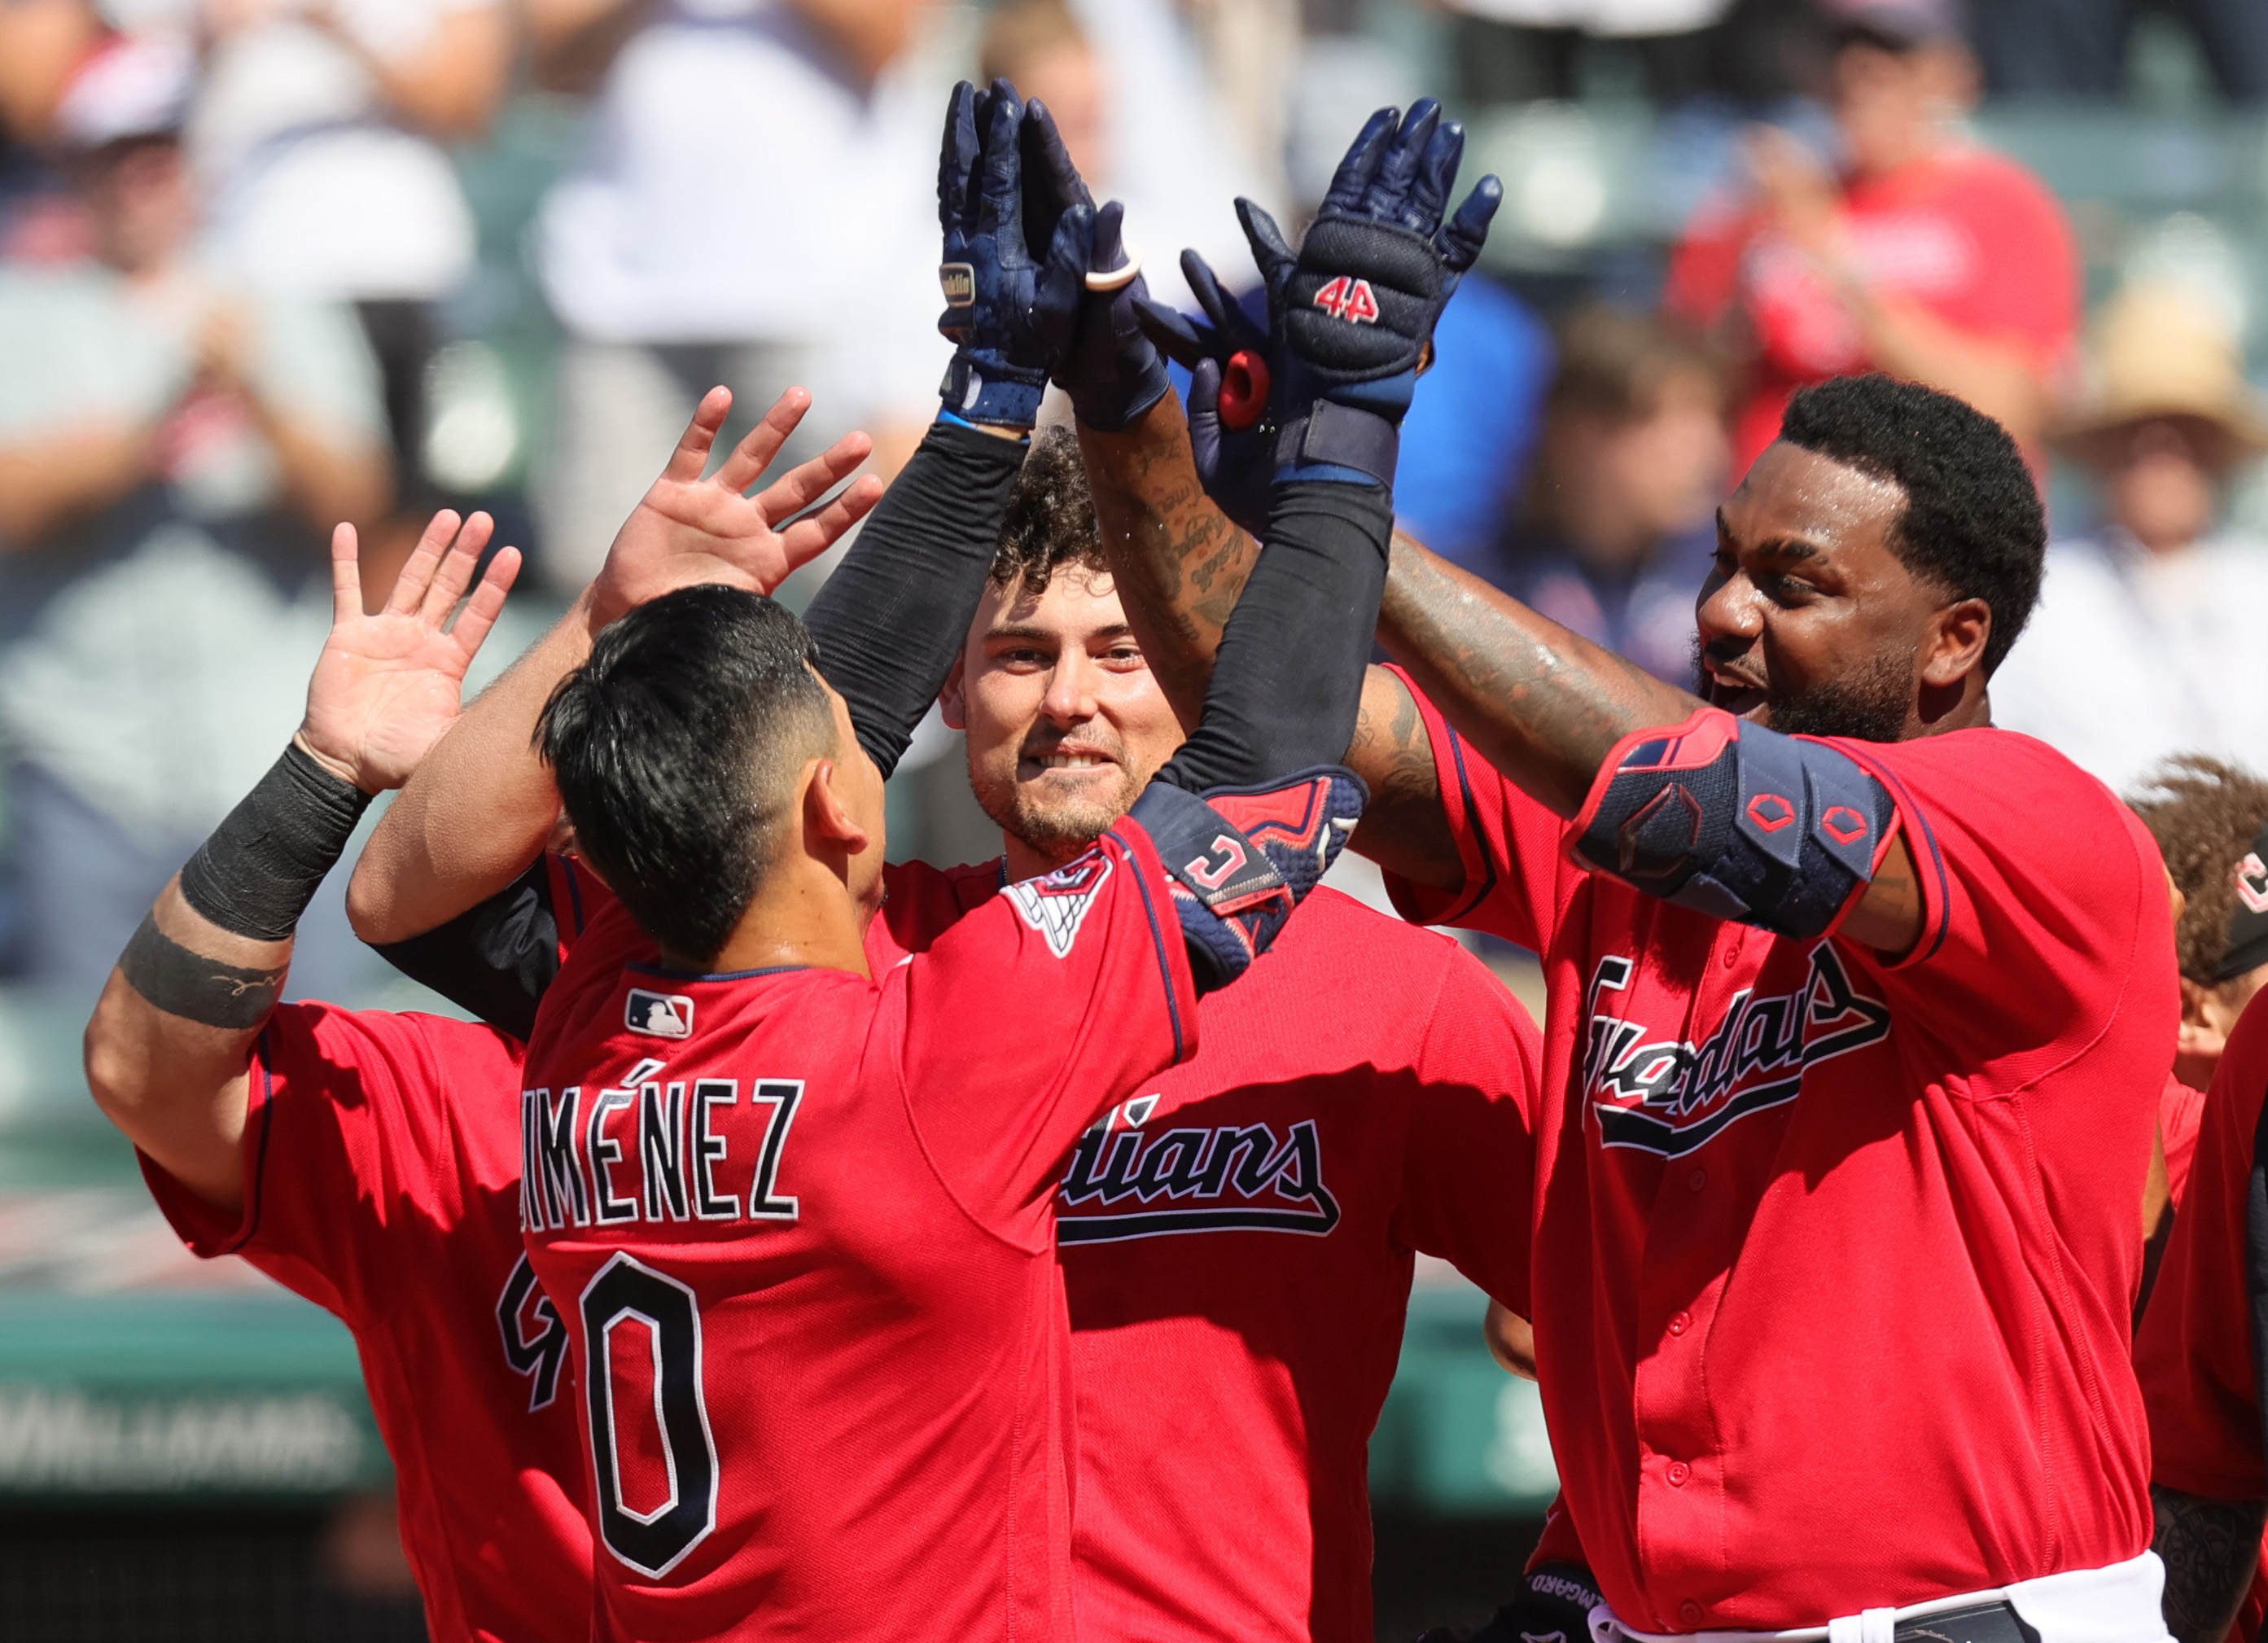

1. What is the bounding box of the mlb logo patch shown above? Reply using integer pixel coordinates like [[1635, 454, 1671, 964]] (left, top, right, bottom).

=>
[[625, 988, 694, 1039], [938, 262, 976, 306]]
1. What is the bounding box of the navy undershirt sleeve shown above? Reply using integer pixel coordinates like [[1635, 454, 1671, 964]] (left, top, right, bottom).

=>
[[803, 419, 1027, 778], [1154, 479, 1391, 794]]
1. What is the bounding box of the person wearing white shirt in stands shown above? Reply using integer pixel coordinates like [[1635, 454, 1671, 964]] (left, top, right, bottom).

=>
[[1990, 282, 2268, 795]]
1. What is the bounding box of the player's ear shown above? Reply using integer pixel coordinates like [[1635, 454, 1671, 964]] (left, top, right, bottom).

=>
[[802, 759, 873, 859], [939, 656, 968, 732], [1919, 596, 1990, 688], [2174, 976, 2227, 1063]]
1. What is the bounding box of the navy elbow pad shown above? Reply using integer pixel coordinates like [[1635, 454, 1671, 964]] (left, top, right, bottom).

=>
[[1570, 711, 1895, 940], [1128, 767, 1368, 992]]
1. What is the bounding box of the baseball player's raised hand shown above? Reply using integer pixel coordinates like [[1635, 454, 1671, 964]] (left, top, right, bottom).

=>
[[586, 386, 882, 629], [299, 510, 521, 795], [1281, 99, 1499, 425], [936, 78, 1087, 428], [1022, 103, 1171, 432]]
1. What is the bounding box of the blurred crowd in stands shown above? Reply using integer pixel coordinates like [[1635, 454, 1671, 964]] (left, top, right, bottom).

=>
[[1, 0, 2266, 1024]]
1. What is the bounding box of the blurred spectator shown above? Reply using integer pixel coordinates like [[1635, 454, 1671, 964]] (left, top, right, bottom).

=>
[[527, 0, 952, 589], [1664, 0, 2078, 474], [0, 34, 389, 1001], [1990, 283, 2268, 795], [1441, 0, 1738, 104], [1391, 274, 1557, 572], [1465, 306, 1728, 687], [979, 0, 1274, 313], [1973, 0, 2267, 106], [98, 0, 510, 545]]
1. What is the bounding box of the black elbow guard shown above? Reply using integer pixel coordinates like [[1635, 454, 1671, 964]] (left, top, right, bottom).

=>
[[1571, 710, 1896, 940], [1129, 766, 1367, 992]]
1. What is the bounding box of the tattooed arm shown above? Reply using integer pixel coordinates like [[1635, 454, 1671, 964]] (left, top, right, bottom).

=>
[[1079, 397, 1465, 887], [2154, 1485, 2268, 1643], [84, 515, 517, 1209]]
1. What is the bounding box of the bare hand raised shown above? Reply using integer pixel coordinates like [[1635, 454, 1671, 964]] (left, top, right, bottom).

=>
[[586, 387, 885, 629], [298, 511, 522, 794]]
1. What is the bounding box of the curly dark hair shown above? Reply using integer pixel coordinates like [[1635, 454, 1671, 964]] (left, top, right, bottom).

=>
[[990, 426, 1106, 595], [1778, 375, 2045, 676], [2129, 754, 2268, 986]]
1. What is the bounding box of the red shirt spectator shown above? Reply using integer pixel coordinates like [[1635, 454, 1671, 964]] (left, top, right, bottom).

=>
[[1665, 2, 2079, 474]]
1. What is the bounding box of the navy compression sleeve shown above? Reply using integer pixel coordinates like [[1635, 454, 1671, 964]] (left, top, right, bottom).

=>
[[802, 419, 1027, 778]]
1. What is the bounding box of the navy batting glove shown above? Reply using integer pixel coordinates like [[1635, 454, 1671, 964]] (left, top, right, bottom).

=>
[[936, 79, 1061, 428], [1276, 100, 1501, 478], [1135, 248, 1275, 537], [1023, 103, 1171, 432]]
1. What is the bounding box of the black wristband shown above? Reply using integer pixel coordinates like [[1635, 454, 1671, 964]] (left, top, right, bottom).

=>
[[177, 743, 374, 942]]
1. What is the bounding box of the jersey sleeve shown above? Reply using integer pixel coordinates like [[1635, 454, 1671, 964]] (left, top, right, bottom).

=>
[[2135, 997, 2268, 1501], [1373, 664, 1577, 953], [893, 821, 1201, 1243], [136, 1003, 526, 1317], [1837, 731, 2175, 1078], [1390, 943, 1544, 1314]]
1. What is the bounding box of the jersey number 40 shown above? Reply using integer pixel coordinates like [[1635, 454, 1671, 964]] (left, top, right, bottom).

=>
[[581, 1254, 720, 1579]]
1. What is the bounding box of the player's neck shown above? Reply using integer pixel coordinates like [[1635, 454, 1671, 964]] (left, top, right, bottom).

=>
[[689, 860, 874, 980]]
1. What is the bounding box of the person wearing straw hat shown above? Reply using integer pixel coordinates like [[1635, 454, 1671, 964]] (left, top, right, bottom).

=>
[[1988, 282, 2268, 796]]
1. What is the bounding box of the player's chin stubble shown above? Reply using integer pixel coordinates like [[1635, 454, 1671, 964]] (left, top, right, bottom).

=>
[[1691, 636, 1911, 744], [969, 755, 1145, 865]]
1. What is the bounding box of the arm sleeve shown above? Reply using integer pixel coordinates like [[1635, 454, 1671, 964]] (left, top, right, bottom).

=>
[[1390, 944, 1544, 1315], [893, 821, 1200, 1245], [366, 855, 606, 1040], [801, 419, 1027, 778], [135, 1004, 526, 1316], [1373, 664, 1578, 954], [1153, 478, 1390, 794], [2136, 1001, 2268, 1501]]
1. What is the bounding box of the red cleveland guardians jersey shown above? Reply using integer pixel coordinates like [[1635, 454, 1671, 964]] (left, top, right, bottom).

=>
[[2161, 1070, 2208, 1207], [1380, 668, 2177, 1630], [519, 822, 1197, 1642], [866, 867, 1543, 1643], [140, 1000, 592, 1643], [2138, 989, 2268, 1505]]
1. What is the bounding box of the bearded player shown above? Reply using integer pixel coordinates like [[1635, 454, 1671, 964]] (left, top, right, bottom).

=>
[[351, 93, 1533, 1643], [1075, 165, 2178, 1636]]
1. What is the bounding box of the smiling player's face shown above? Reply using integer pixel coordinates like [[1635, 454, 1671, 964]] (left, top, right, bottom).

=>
[[944, 567, 1186, 876]]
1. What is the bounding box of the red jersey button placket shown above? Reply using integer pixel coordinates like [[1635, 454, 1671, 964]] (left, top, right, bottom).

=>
[[1666, 1460, 1691, 1486]]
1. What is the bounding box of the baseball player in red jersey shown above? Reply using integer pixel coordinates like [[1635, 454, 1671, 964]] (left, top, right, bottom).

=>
[[80, 391, 884, 1643], [2136, 988, 2268, 1643], [1093, 221, 2178, 1635], [2133, 809, 2268, 1643]]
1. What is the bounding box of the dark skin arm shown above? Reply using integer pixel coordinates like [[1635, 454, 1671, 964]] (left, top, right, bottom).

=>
[[1080, 393, 1925, 951], [2154, 1485, 2268, 1643]]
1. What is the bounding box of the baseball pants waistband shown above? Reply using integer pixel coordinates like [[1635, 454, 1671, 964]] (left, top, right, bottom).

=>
[[1599, 1551, 2174, 1643]]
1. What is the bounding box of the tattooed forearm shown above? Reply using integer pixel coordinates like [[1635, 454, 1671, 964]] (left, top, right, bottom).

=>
[[118, 911, 287, 1031], [2154, 1485, 2267, 1643], [1346, 668, 1465, 891], [1378, 529, 1701, 818], [1077, 401, 1261, 727]]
